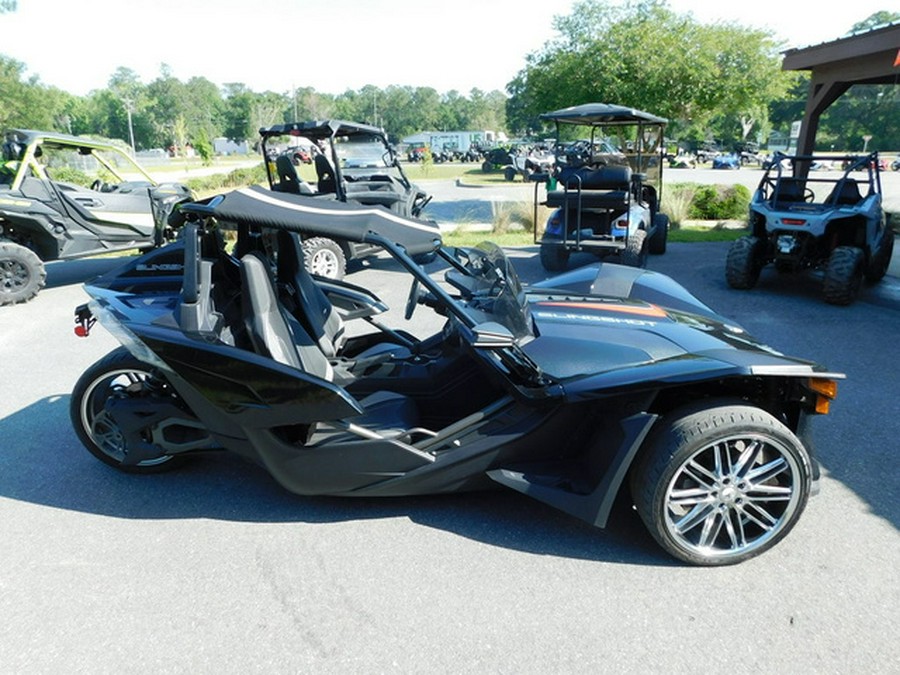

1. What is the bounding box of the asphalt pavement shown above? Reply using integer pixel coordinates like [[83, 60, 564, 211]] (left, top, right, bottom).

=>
[[1, 212, 898, 671]]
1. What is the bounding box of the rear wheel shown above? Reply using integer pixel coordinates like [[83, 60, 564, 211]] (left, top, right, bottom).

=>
[[504, 166, 517, 182], [303, 237, 346, 280], [725, 236, 764, 289], [823, 246, 864, 305], [630, 402, 812, 566], [70, 347, 188, 473], [539, 241, 569, 271], [864, 231, 894, 284], [620, 229, 647, 268], [0, 241, 46, 306]]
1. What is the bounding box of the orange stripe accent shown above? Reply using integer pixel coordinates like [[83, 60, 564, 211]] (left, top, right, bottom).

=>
[[537, 301, 667, 318]]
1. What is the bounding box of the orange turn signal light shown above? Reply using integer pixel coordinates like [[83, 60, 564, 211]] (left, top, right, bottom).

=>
[[809, 378, 838, 414]]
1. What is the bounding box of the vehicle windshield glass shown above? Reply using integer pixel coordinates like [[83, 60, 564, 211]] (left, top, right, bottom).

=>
[[454, 242, 532, 340], [334, 136, 390, 169]]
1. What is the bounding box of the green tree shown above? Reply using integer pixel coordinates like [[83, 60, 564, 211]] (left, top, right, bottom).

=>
[[506, 0, 790, 146]]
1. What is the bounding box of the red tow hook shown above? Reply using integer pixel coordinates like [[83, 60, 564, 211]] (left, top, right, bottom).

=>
[[74, 304, 95, 338]]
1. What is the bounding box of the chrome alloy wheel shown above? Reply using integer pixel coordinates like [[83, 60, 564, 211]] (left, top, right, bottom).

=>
[[663, 434, 803, 561]]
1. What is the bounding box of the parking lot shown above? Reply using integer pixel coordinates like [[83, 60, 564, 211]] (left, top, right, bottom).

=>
[[1, 208, 898, 670]]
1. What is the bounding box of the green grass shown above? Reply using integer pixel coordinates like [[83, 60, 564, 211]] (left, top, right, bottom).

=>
[[442, 224, 747, 248]]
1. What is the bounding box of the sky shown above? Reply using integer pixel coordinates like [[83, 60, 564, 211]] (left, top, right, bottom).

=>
[[1, 0, 894, 96]]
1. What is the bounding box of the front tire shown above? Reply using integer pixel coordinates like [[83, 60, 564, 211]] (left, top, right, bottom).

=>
[[70, 347, 187, 473], [823, 245, 864, 305], [648, 214, 668, 255], [630, 402, 812, 566], [0, 241, 46, 306]]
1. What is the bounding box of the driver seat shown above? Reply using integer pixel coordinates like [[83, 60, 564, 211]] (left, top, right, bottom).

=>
[[274, 155, 314, 195]]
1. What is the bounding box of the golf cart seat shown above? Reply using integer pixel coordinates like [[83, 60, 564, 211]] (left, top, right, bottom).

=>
[[545, 165, 632, 210], [827, 179, 863, 206], [239, 250, 418, 436]]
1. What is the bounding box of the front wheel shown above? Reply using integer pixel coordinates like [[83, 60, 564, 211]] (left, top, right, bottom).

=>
[[648, 214, 668, 255], [70, 347, 188, 473], [0, 241, 46, 306], [630, 402, 812, 566]]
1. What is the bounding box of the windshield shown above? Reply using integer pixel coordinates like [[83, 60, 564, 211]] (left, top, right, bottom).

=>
[[447, 242, 532, 341], [334, 137, 390, 169]]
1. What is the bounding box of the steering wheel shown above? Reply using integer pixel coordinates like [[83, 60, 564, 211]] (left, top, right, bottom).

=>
[[90, 179, 105, 192], [404, 279, 421, 320], [803, 187, 816, 202]]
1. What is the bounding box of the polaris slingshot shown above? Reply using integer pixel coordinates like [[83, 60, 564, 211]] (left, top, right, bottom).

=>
[[71, 185, 843, 565]]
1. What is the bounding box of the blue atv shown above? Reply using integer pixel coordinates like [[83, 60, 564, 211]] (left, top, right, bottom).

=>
[[725, 152, 894, 305]]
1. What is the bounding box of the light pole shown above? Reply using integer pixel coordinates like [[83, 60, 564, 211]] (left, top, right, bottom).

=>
[[122, 97, 136, 155]]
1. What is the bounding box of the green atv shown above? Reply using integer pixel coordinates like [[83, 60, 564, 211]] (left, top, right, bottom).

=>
[[1, 130, 193, 306]]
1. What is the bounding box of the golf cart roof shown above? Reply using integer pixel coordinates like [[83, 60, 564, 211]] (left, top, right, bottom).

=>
[[540, 104, 667, 126], [259, 120, 386, 141], [183, 185, 441, 256]]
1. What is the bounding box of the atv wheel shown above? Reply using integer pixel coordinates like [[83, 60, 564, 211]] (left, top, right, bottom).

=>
[[648, 213, 668, 255], [504, 166, 517, 182], [539, 242, 569, 271], [481, 161, 492, 173], [0, 242, 46, 306], [725, 236, 764, 289], [864, 231, 894, 284], [70, 347, 188, 473], [630, 401, 812, 566], [303, 237, 346, 280], [620, 229, 647, 268], [823, 246, 864, 305]]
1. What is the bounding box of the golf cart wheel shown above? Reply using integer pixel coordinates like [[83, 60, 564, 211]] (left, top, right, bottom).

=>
[[70, 347, 187, 473], [539, 242, 569, 271], [620, 229, 647, 268], [481, 161, 492, 173], [823, 246, 864, 305], [504, 166, 517, 182], [648, 214, 669, 255], [725, 236, 764, 289], [303, 237, 346, 280], [0, 241, 46, 306], [630, 401, 812, 566], [864, 231, 894, 284]]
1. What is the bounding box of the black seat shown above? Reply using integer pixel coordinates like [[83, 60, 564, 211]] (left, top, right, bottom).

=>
[[827, 179, 862, 206], [273, 229, 410, 374], [275, 229, 345, 357], [314, 152, 336, 194], [773, 178, 806, 204], [274, 155, 313, 195], [239, 250, 417, 436]]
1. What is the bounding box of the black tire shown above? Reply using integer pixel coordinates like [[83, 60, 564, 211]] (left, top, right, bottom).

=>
[[0, 241, 46, 306], [481, 161, 492, 173], [70, 347, 188, 473], [302, 237, 346, 280], [864, 231, 894, 284], [822, 246, 864, 305], [539, 241, 569, 271], [620, 229, 647, 268], [725, 236, 764, 289], [504, 166, 517, 182], [630, 401, 812, 566], [648, 213, 668, 255]]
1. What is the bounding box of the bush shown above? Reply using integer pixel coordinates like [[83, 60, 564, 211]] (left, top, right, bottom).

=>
[[185, 163, 267, 196], [662, 183, 698, 227], [688, 184, 751, 220], [49, 167, 93, 187]]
